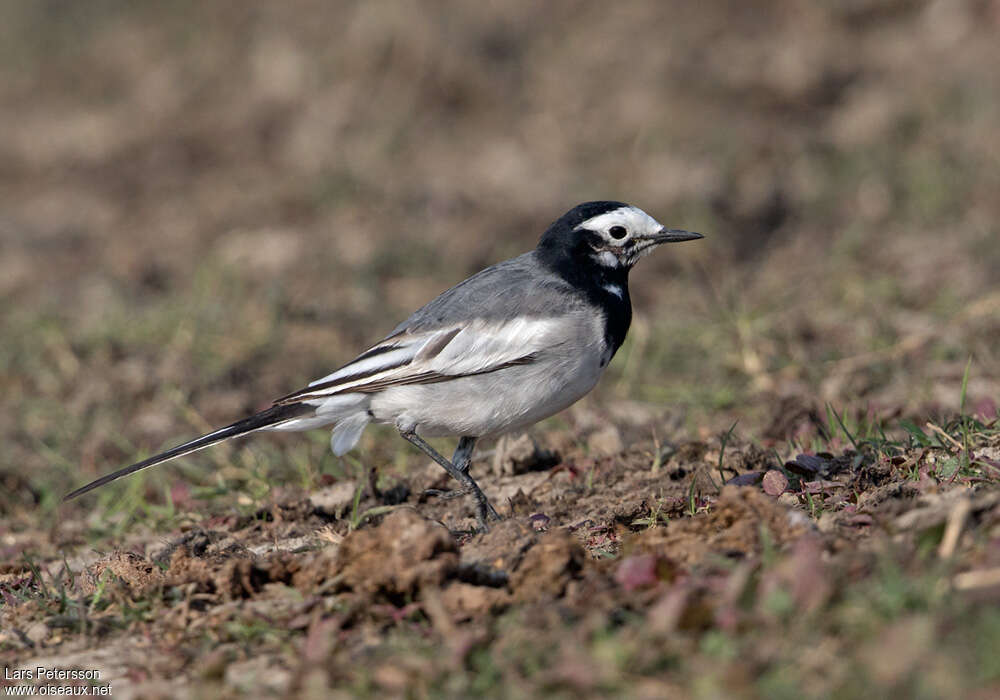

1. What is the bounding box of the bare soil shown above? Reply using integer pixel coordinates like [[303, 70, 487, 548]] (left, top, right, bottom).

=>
[[5, 423, 1000, 697]]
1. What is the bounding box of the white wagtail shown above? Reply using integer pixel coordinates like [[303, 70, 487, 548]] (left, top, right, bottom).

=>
[[65, 202, 702, 530]]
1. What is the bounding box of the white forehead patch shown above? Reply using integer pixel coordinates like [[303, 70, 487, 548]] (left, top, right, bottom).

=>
[[575, 206, 663, 237]]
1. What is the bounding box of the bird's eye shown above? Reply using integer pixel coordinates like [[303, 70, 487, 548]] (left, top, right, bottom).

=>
[[609, 225, 628, 239]]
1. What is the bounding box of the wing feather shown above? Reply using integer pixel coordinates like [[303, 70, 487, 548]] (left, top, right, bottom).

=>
[[274, 317, 562, 405]]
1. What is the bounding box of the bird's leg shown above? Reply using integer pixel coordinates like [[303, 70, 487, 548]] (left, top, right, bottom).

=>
[[450, 437, 501, 525], [421, 437, 476, 499], [451, 436, 476, 474], [400, 431, 500, 531]]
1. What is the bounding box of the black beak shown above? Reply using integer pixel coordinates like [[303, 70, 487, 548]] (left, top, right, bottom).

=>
[[650, 228, 704, 244]]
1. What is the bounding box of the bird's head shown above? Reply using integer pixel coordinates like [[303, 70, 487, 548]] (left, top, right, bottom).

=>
[[537, 201, 702, 272]]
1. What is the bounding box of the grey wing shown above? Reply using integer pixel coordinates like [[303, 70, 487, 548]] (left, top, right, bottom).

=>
[[276, 251, 583, 405], [387, 251, 582, 335], [275, 316, 572, 404]]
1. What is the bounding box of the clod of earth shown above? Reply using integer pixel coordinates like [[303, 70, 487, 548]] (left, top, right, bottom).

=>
[[627, 486, 814, 566]]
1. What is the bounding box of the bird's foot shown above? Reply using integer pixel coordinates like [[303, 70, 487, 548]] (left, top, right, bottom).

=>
[[470, 490, 502, 533], [399, 430, 502, 533], [423, 488, 499, 532], [422, 487, 469, 502]]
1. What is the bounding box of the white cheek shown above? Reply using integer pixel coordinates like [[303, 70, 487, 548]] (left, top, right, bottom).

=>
[[602, 282, 623, 298], [593, 250, 619, 268]]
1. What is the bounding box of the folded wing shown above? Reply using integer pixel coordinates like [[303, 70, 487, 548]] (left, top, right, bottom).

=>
[[275, 317, 564, 405]]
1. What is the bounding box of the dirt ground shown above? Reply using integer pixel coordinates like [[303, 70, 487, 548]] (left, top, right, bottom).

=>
[[4, 425, 1000, 698], [2, 2, 1000, 698]]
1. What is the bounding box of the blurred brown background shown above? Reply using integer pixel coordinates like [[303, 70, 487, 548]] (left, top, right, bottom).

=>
[[2, 1, 998, 502]]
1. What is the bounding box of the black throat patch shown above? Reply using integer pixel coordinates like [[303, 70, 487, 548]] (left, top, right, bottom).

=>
[[536, 210, 633, 358]]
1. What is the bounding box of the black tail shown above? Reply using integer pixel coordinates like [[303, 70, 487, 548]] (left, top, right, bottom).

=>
[[63, 403, 311, 501]]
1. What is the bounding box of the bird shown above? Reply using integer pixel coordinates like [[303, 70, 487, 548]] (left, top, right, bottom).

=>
[[65, 201, 702, 531]]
